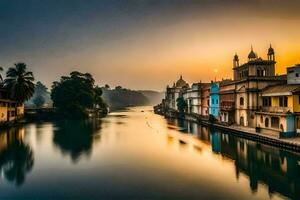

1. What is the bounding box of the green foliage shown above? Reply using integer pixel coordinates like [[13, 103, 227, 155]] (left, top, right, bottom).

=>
[[35, 81, 48, 96], [33, 95, 45, 108], [0, 130, 34, 186], [25, 81, 52, 108], [115, 86, 122, 90], [51, 71, 107, 118], [4, 63, 35, 103], [176, 96, 187, 113], [102, 87, 149, 109]]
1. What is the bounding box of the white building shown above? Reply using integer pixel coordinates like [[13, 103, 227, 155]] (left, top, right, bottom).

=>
[[165, 76, 189, 111], [183, 83, 201, 114], [287, 64, 300, 85]]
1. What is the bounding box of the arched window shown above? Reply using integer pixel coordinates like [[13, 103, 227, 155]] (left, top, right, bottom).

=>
[[257, 69, 261, 76], [263, 69, 266, 76], [240, 97, 244, 106], [265, 118, 269, 128], [240, 116, 244, 126]]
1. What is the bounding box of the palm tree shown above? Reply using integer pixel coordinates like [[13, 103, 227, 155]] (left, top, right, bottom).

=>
[[4, 63, 35, 103]]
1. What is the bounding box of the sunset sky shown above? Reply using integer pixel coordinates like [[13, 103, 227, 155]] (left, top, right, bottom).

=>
[[1, 0, 300, 90]]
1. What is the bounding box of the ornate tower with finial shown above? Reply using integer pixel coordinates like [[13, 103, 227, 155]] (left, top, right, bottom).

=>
[[268, 44, 275, 61], [233, 53, 239, 68], [248, 45, 257, 61], [233, 53, 240, 80]]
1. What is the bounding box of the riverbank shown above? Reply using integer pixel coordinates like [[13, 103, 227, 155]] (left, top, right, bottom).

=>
[[155, 108, 300, 152]]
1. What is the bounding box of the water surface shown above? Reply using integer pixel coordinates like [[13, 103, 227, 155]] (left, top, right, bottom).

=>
[[0, 107, 299, 199]]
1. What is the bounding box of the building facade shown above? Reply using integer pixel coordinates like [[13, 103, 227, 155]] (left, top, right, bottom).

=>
[[209, 82, 219, 118], [201, 84, 210, 117], [233, 46, 286, 127], [255, 84, 300, 137], [219, 80, 236, 125], [165, 76, 189, 111], [183, 83, 201, 114], [0, 88, 24, 125], [287, 64, 300, 85]]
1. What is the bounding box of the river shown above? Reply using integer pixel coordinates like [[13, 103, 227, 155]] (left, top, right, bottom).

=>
[[0, 106, 299, 199]]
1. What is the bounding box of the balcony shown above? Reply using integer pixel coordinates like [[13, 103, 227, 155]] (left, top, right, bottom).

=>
[[260, 106, 292, 113], [220, 101, 235, 111]]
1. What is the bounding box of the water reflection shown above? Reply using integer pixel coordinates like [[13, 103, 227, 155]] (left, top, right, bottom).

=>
[[0, 127, 34, 186], [53, 119, 102, 163], [171, 119, 300, 199], [1, 108, 300, 199]]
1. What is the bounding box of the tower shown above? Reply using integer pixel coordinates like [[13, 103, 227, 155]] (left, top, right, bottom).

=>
[[248, 45, 257, 61], [233, 53, 239, 68], [268, 44, 275, 61]]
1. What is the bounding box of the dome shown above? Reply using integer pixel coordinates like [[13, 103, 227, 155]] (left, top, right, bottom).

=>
[[248, 46, 257, 60], [175, 75, 189, 88]]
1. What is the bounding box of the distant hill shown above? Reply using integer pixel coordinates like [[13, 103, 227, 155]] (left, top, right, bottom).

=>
[[102, 87, 149, 110], [139, 90, 164, 105]]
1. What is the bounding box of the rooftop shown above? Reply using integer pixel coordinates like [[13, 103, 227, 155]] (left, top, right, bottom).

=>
[[262, 84, 300, 96], [235, 58, 275, 69]]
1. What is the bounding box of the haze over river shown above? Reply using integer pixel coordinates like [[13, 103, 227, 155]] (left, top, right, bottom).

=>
[[0, 107, 299, 199]]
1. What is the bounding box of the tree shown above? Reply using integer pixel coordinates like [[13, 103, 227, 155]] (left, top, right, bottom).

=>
[[51, 71, 107, 118], [0, 66, 3, 85], [0, 129, 34, 186], [4, 63, 35, 103], [35, 81, 48, 96], [115, 86, 122, 90], [176, 96, 187, 114], [104, 84, 110, 89], [33, 95, 45, 108]]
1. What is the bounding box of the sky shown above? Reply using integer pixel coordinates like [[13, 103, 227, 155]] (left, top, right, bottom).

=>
[[1, 0, 300, 91]]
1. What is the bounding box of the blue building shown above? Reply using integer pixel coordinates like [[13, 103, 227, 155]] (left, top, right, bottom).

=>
[[209, 82, 219, 118]]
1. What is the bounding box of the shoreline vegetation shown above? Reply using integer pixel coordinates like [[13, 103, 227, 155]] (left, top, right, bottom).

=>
[[0, 62, 163, 127]]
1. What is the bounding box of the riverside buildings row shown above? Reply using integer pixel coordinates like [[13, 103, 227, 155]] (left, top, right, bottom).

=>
[[158, 46, 300, 137]]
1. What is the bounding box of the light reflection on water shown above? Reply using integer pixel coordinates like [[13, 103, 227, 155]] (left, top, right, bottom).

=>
[[0, 106, 299, 199]]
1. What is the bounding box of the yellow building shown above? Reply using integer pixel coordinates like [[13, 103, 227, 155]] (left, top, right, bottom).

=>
[[0, 88, 24, 125], [255, 84, 300, 137]]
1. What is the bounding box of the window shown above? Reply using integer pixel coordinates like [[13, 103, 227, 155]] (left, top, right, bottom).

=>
[[240, 97, 244, 106], [240, 116, 244, 126], [207, 100, 209, 106], [296, 73, 299, 77], [212, 99, 215, 104], [271, 117, 280, 128], [279, 96, 288, 107], [216, 99, 218, 104], [263, 97, 271, 106], [257, 69, 261, 76], [265, 118, 269, 127]]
